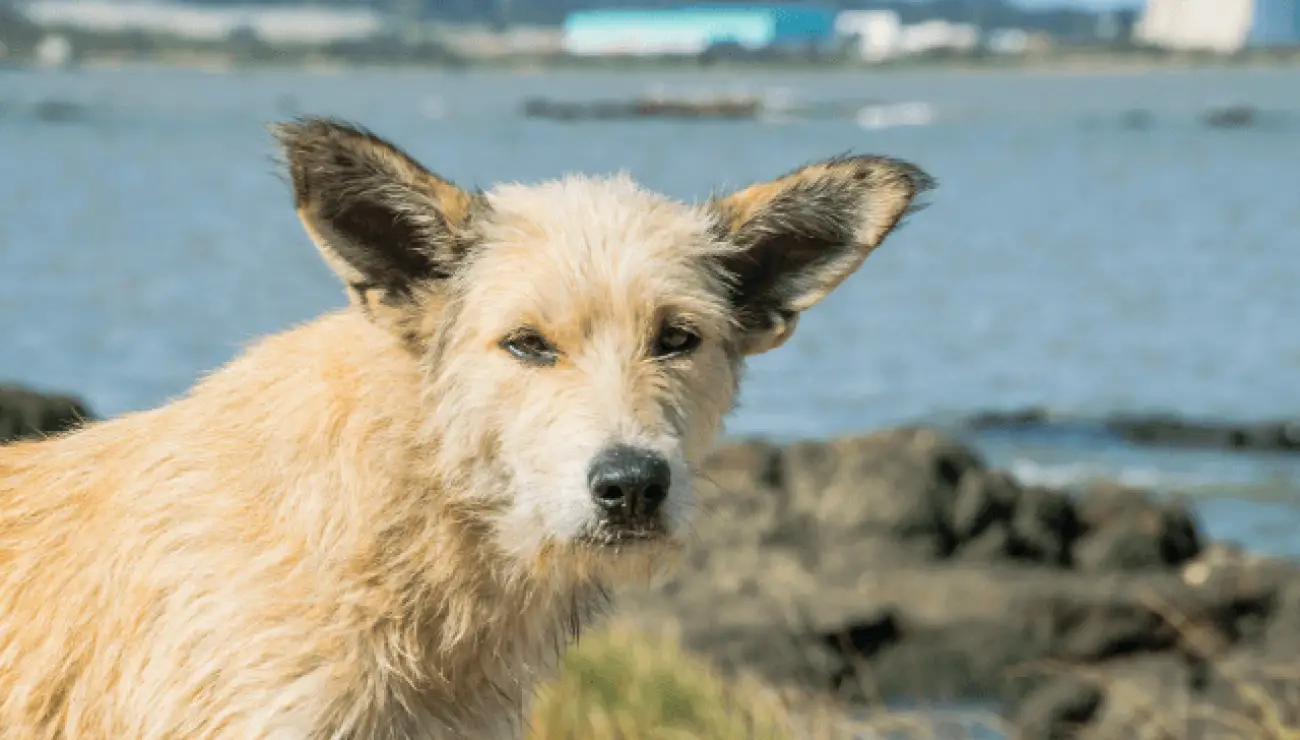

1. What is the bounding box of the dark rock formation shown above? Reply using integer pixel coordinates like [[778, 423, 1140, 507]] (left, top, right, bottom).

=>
[[620, 427, 1300, 738], [963, 406, 1300, 454], [0, 384, 95, 444], [1202, 105, 1261, 130]]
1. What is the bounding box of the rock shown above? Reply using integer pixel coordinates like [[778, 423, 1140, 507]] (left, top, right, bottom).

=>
[[1076, 655, 1199, 740], [1073, 485, 1202, 572], [780, 428, 982, 548], [0, 384, 95, 444], [1073, 516, 1168, 572], [959, 408, 1300, 455], [861, 618, 1048, 703], [953, 521, 1014, 562], [951, 469, 1019, 543], [965, 407, 1053, 429], [1075, 484, 1155, 530], [1011, 677, 1104, 740], [1119, 109, 1153, 130], [1197, 647, 1300, 735], [1109, 414, 1300, 454], [1160, 498, 1204, 567], [31, 99, 91, 124], [1202, 104, 1260, 129], [1262, 579, 1300, 655], [620, 428, 1295, 738], [1042, 598, 1173, 661], [694, 439, 785, 548], [1009, 485, 1079, 566]]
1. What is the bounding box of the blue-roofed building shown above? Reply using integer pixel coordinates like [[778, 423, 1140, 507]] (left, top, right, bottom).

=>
[[561, 5, 838, 57]]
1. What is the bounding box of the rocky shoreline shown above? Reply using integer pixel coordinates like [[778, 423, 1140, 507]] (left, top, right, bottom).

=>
[[4, 386, 1298, 737], [622, 429, 1300, 738]]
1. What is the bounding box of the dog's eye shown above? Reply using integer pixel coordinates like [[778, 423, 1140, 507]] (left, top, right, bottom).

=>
[[653, 325, 701, 359], [501, 331, 558, 366]]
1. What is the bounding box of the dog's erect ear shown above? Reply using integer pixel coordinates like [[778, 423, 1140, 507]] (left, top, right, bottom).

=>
[[273, 118, 481, 310], [709, 156, 934, 356]]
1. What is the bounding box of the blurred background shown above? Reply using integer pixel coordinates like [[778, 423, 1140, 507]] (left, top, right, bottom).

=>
[[1, 1, 1298, 736]]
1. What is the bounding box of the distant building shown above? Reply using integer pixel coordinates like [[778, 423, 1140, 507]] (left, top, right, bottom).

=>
[[20, 1, 388, 45], [436, 24, 563, 59], [835, 10, 901, 62], [561, 5, 838, 57], [1136, 0, 1300, 52], [986, 28, 1031, 54], [896, 19, 980, 56], [836, 10, 980, 61]]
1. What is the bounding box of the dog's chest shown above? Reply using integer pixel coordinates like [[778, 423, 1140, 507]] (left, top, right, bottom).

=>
[[333, 597, 590, 739]]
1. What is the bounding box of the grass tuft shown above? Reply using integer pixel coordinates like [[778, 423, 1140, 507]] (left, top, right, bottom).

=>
[[528, 620, 804, 739]]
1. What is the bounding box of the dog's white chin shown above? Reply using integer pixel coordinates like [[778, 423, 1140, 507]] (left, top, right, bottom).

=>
[[572, 535, 686, 586]]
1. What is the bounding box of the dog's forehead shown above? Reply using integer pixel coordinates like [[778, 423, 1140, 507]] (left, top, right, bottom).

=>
[[480, 174, 715, 261], [464, 175, 728, 325]]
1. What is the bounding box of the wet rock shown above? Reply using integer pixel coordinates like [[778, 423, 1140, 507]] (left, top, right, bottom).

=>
[[1119, 109, 1153, 130], [0, 384, 95, 444], [1202, 104, 1259, 129], [965, 407, 1053, 429], [1110, 413, 1300, 452], [31, 99, 90, 123]]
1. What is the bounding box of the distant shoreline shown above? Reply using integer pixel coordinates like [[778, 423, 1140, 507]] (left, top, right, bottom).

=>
[[15, 45, 1300, 78]]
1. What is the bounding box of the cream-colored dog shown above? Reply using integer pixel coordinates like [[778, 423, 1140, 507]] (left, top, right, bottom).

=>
[[0, 118, 933, 739]]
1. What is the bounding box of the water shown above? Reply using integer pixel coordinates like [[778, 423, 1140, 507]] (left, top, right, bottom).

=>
[[2, 64, 1299, 555]]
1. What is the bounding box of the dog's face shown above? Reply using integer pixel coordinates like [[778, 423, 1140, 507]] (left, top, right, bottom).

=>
[[275, 119, 932, 572]]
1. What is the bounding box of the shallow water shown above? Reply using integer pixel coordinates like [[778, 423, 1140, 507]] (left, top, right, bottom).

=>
[[2, 64, 1298, 556]]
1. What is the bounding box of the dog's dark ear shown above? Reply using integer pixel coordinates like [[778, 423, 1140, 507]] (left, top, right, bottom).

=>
[[709, 156, 934, 356], [273, 118, 481, 311]]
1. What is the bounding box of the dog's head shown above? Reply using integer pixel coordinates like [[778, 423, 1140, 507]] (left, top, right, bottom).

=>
[[275, 119, 932, 576]]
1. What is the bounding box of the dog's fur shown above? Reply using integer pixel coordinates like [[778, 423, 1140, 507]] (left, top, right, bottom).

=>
[[0, 119, 933, 739]]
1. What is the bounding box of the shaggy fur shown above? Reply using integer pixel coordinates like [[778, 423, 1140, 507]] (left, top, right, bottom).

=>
[[0, 118, 934, 739]]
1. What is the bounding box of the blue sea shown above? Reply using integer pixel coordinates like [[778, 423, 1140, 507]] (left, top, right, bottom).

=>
[[2, 63, 1298, 563]]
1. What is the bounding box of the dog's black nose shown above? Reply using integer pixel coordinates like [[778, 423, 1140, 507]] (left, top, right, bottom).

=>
[[587, 445, 671, 519]]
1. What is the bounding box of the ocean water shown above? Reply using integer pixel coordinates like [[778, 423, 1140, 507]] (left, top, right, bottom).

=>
[[2, 63, 1298, 555]]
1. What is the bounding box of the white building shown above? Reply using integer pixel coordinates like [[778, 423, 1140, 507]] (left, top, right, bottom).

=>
[[1135, 0, 1253, 51], [986, 28, 1031, 54], [835, 10, 902, 62], [836, 11, 981, 61], [897, 19, 980, 56], [20, 1, 387, 45], [1136, 0, 1299, 53]]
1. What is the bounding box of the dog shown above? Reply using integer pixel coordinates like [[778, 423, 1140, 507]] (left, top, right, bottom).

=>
[[0, 118, 933, 739]]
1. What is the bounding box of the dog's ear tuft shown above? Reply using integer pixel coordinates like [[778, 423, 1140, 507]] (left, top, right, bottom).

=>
[[709, 155, 934, 356], [272, 117, 482, 306]]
